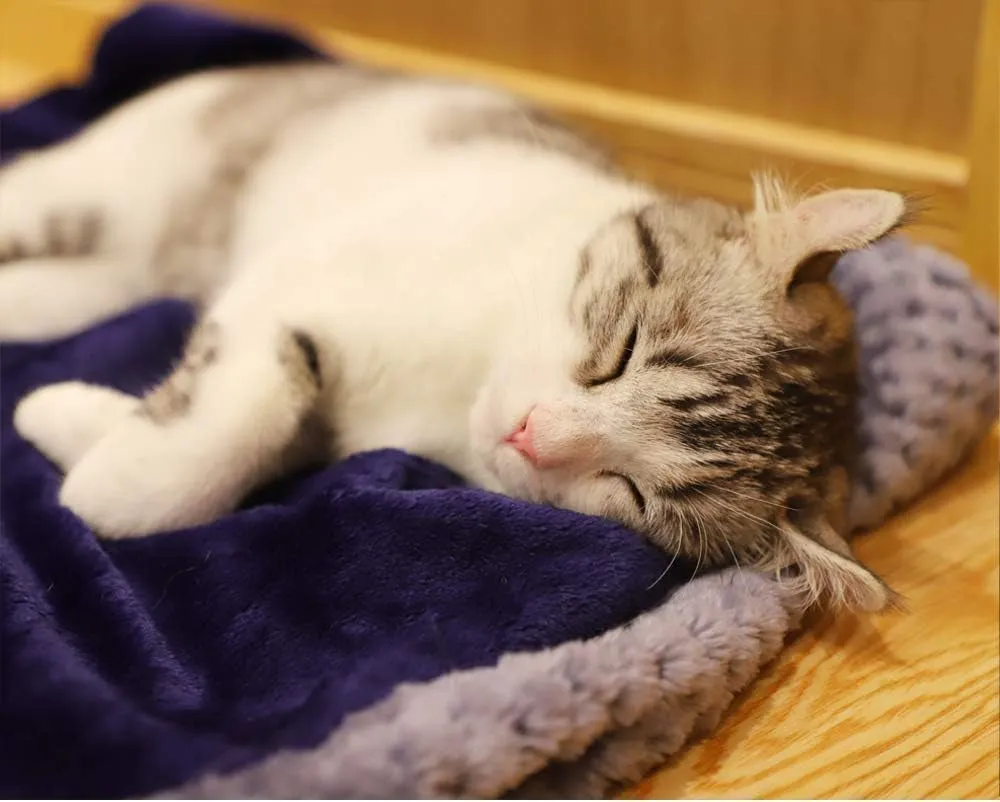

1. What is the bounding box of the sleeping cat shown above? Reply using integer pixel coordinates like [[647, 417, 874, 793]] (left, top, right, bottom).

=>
[[0, 63, 907, 611]]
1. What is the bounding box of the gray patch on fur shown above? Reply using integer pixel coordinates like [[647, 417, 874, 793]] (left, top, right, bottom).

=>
[[278, 327, 323, 398], [271, 326, 338, 475], [568, 193, 859, 569], [140, 321, 220, 423], [152, 63, 388, 298], [0, 236, 28, 264], [431, 103, 616, 172], [0, 208, 102, 264]]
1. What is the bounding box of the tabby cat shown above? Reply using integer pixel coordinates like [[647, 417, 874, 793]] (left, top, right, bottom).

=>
[[0, 63, 907, 610]]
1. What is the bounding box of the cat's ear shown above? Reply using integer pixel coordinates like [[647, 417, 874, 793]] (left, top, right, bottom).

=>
[[780, 511, 902, 612], [749, 177, 911, 287]]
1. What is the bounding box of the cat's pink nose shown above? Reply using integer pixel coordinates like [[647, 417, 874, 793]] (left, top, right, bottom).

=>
[[504, 412, 538, 465]]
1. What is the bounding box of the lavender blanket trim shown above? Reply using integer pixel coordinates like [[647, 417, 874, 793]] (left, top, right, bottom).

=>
[[2, 4, 996, 800]]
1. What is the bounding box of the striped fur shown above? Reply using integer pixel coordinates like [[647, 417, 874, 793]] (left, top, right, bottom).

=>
[[568, 195, 868, 591]]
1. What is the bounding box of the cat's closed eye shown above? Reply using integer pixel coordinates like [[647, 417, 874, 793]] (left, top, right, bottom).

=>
[[587, 323, 638, 387], [600, 471, 647, 516]]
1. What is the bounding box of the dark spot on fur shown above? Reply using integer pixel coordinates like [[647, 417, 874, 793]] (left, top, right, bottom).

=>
[[0, 238, 27, 263], [291, 330, 322, 386], [661, 390, 730, 412], [721, 372, 752, 389], [657, 481, 713, 502], [774, 442, 802, 459], [634, 207, 662, 286], [675, 414, 762, 450], [140, 321, 220, 423], [576, 248, 592, 286], [647, 348, 708, 371]]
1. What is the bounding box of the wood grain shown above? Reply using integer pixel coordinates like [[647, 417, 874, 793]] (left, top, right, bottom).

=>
[[2, 2, 998, 797]]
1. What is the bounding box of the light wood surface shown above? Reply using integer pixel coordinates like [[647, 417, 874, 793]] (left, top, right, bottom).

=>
[[963, 0, 1000, 289], [2, 2, 998, 798]]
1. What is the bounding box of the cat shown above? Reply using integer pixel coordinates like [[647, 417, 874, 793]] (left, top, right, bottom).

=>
[[0, 62, 908, 611]]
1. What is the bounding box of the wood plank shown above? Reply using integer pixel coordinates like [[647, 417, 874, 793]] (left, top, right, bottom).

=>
[[962, 0, 999, 289]]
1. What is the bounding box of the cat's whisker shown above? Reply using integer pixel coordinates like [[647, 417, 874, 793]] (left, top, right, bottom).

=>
[[646, 531, 681, 591], [689, 505, 707, 583], [712, 483, 791, 511], [693, 345, 817, 372], [720, 529, 751, 597], [689, 486, 785, 538]]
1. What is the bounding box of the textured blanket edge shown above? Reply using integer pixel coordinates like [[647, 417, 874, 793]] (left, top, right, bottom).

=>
[[165, 569, 800, 799]]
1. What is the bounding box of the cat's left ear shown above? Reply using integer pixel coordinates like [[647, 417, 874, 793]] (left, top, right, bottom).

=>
[[750, 184, 912, 286], [779, 509, 902, 613]]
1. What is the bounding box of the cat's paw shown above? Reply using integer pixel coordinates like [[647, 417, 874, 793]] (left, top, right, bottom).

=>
[[57, 415, 241, 539], [14, 381, 139, 471]]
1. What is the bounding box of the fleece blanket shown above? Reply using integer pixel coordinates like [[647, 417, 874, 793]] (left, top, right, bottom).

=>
[[1, 4, 997, 799]]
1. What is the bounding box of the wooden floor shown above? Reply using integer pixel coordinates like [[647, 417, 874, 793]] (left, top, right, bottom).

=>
[[2, 2, 998, 798]]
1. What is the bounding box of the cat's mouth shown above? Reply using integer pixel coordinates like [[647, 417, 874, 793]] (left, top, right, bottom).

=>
[[485, 434, 547, 504]]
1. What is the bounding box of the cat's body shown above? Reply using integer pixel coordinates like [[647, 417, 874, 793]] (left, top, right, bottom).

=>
[[0, 62, 907, 611]]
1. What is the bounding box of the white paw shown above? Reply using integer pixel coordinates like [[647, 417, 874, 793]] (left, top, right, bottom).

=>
[[58, 416, 243, 539], [14, 382, 139, 471]]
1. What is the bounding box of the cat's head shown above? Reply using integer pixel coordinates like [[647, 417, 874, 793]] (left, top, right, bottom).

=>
[[470, 177, 912, 613]]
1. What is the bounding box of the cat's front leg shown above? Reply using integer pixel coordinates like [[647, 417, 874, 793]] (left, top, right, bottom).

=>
[[54, 319, 330, 538]]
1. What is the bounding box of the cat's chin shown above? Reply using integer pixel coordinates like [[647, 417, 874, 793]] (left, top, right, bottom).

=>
[[466, 439, 546, 504]]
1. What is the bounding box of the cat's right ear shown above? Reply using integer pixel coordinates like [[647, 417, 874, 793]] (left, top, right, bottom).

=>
[[748, 177, 913, 287]]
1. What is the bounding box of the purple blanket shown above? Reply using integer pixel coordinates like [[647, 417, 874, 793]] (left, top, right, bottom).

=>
[[0, 5, 684, 797]]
